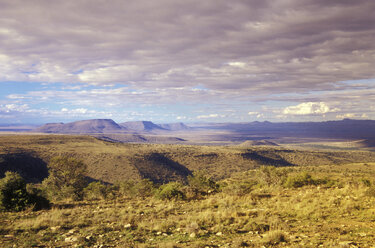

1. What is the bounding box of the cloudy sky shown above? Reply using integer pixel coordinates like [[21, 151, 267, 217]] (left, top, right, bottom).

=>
[[1, 0, 375, 124]]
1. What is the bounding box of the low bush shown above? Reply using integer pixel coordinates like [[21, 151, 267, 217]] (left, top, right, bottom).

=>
[[117, 179, 155, 198], [284, 172, 316, 188], [155, 182, 185, 200], [186, 171, 220, 199], [83, 181, 109, 200], [223, 179, 258, 196], [256, 166, 288, 186], [365, 186, 375, 197]]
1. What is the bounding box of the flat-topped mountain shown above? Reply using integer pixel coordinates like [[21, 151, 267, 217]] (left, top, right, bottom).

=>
[[33, 119, 124, 134], [32, 119, 193, 135], [120, 121, 166, 132]]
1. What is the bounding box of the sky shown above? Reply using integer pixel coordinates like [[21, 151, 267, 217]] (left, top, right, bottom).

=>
[[1, 0, 375, 124]]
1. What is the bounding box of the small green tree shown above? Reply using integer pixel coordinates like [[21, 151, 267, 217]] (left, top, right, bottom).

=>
[[42, 156, 88, 201], [0, 171, 50, 212]]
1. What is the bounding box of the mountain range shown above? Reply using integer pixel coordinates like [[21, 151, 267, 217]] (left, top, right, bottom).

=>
[[32, 119, 189, 134], [7, 118, 375, 143]]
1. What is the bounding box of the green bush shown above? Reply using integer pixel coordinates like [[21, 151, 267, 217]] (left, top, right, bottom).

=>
[[284, 172, 316, 188], [187, 171, 220, 199], [83, 181, 109, 200], [0, 171, 50, 212], [26, 184, 51, 211], [155, 182, 185, 200], [117, 179, 155, 198], [256, 166, 288, 186], [223, 179, 258, 196]]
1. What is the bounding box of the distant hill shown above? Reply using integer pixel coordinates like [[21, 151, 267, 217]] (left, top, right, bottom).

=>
[[119, 121, 166, 132], [159, 122, 190, 131], [356, 139, 375, 148], [33, 119, 124, 133], [193, 119, 375, 139], [238, 140, 279, 147]]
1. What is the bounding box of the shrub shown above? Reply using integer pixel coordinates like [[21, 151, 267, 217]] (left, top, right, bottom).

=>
[[155, 182, 185, 200], [187, 171, 220, 199], [256, 166, 288, 186], [26, 184, 51, 211], [361, 178, 371, 187], [0, 171, 50, 212], [42, 156, 88, 201], [223, 179, 257, 196], [365, 186, 375, 197], [83, 181, 108, 200], [284, 172, 316, 188], [117, 179, 155, 198]]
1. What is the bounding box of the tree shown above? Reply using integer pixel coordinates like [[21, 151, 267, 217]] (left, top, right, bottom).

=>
[[42, 156, 88, 201]]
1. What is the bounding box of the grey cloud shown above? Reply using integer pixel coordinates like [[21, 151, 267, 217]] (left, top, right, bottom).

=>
[[1, 0, 375, 99]]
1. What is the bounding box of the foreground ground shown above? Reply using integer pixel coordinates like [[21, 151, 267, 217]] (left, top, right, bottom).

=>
[[1, 162, 375, 247]]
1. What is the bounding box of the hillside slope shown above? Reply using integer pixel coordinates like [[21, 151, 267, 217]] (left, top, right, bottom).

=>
[[1, 135, 375, 184]]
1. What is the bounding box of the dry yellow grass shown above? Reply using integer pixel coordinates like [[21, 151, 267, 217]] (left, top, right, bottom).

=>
[[1, 162, 375, 247]]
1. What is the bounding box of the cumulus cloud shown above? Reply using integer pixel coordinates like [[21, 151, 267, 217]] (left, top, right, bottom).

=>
[[283, 102, 339, 115]]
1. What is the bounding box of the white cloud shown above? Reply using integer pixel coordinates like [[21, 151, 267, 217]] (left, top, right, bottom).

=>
[[60, 108, 88, 114], [248, 111, 258, 115], [196, 114, 226, 119], [0, 104, 29, 113], [227, 62, 246, 68], [248, 111, 264, 118], [283, 102, 339, 115]]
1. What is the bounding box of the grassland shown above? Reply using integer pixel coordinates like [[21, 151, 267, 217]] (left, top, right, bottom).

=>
[[1, 135, 375, 247], [1, 163, 375, 247]]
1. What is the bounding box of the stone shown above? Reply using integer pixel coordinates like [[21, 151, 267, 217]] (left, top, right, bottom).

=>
[[190, 232, 196, 238], [65, 236, 78, 242]]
